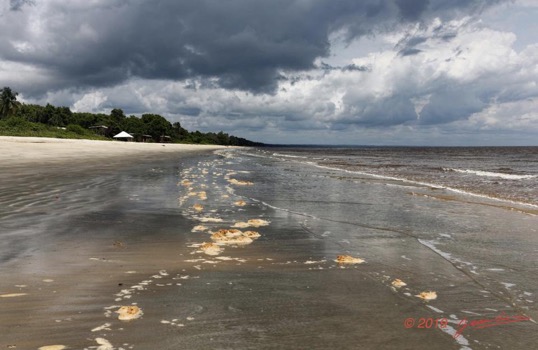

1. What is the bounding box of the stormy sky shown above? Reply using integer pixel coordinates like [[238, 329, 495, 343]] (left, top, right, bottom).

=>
[[1, 0, 537, 145]]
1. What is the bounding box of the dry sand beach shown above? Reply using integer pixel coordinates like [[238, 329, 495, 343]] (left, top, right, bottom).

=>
[[0, 136, 225, 168], [1, 138, 536, 350]]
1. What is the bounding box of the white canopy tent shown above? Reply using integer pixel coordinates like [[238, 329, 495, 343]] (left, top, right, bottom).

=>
[[113, 131, 134, 140]]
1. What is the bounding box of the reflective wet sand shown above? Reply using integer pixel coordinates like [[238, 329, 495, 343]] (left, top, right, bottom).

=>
[[1, 145, 537, 349]]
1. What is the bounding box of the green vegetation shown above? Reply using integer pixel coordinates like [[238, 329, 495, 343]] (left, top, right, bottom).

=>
[[0, 117, 108, 140], [0, 87, 262, 146], [1, 87, 21, 118]]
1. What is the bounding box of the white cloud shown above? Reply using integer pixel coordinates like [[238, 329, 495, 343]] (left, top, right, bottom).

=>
[[516, 0, 538, 7], [72, 91, 108, 113], [468, 98, 538, 131]]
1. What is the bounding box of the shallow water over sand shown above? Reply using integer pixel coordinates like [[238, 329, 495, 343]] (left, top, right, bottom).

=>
[[1, 149, 536, 349]]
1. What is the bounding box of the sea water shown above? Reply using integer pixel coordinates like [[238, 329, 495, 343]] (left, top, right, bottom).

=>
[[201, 146, 538, 349]]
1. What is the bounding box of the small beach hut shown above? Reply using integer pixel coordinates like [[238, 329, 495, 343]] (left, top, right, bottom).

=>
[[89, 125, 108, 136], [113, 131, 134, 142], [141, 134, 153, 142], [160, 135, 171, 143]]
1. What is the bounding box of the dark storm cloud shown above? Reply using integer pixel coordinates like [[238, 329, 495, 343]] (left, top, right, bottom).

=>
[[176, 107, 201, 117], [342, 95, 418, 127], [395, 0, 430, 21], [9, 0, 34, 11], [318, 62, 370, 72], [342, 64, 370, 72], [419, 87, 487, 125], [1, 0, 505, 96], [394, 19, 460, 57], [399, 48, 423, 56]]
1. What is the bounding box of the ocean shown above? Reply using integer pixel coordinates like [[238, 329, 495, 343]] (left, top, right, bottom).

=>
[[1, 146, 537, 349], [261, 146, 538, 206], [175, 146, 537, 349]]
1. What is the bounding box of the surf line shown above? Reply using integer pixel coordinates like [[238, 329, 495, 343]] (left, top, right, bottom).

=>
[[454, 313, 532, 339], [418, 238, 534, 321]]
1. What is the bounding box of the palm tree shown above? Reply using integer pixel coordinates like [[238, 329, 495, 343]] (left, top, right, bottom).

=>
[[0, 87, 21, 118]]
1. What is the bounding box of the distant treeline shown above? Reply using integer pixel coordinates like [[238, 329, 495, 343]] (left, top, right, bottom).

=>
[[0, 87, 262, 146]]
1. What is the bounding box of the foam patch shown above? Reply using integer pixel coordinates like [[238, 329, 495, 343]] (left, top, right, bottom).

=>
[[211, 230, 253, 245], [335, 255, 365, 264], [192, 225, 208, 232], [116, 305, 143, 321], [232, 222, 250, 228], [195, 217, 223, 223], [247, 219, 270, 227], [228, 179, 253, 186], [200, 242, 224, 256], [243, 230, 261, 238], [415, 291, 437, 301], [0, 293, 27, 298], [392, 279, 407, 288], [95, 338, 114, 350]]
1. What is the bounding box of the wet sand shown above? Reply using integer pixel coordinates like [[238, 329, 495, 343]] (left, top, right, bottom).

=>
[[1, 139, 536, 349], [0, 137, 228, 349]]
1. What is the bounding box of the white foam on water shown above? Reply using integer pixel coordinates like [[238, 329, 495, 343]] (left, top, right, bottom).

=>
[[104, 305, 121, 310], [215, 256, 247, 262], [418, 239, 478, 274], [95, 337, 114, 350], [91, 323, 112, 332], [304, 260, 326, 264], [309, 163, 538, 209], [272, 153, 308, 159], [438, 324, 472, 350], [0, 293, 27, 298], [461, 310, 482, 316], [426, 305, 444, 313], [187, 243, 203, 248], [193, 216, 223, 223], [418, 238, 452, 261], [451, 168, 536, 180]]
